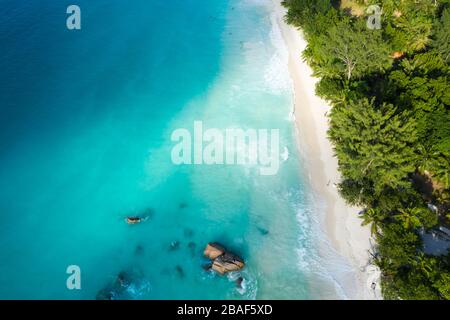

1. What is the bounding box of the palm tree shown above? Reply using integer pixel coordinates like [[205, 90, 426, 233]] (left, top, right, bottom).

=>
[[434, 166, 450, 190], [396, 14, 433, 53], [416, 145, 434, 173], [360, 208, 385, 236], [409, 252, 434, 278], [394, 208, 423, 229]]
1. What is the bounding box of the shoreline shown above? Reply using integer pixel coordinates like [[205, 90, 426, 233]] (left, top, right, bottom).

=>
[[270, 1, 380, 299]]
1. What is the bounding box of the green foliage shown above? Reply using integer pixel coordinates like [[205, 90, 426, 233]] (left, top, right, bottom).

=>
[[377, 223, 422, 269], [433, 8, 450, 62], [434, 272, 450, 299], [382, 266, 441, 300], [394, 207, 438, 230], [382, 0, 436, 53], [388, 52, 450, 192], [307, 19, 393, 80], [329, 98, 418, 195], [360, 208, 387, 235], [282, 0, 334, 35], [284, 0, 450, 299]]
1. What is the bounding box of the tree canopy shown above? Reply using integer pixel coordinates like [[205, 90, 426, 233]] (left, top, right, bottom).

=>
[[283, 0, 450, 299]]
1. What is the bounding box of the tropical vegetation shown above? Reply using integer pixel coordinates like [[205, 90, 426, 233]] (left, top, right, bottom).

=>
[[282, 0, 450, 299]]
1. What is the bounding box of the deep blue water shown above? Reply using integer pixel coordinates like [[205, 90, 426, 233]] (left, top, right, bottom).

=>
[[0, 0, 353, 299]]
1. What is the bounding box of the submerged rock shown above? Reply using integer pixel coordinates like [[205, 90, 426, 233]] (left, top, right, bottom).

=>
[[96, 268, 144, 300], [135, 244, 144, 256], [96, 288, 114, 300], [236, 276, 244, 289], [116, 271, 131, 288], [188, 242, 196, 256], [184, 228, 194, 237], [175, 265, 184, 278], [202, 263, 212, 271], [179, 202, 188, 209]]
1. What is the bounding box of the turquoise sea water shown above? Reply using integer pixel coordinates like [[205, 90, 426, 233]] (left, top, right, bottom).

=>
[[0, 0, 356, 299]]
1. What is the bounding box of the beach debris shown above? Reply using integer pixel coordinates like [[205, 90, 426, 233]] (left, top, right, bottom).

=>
[[203, 242, 245, 275]]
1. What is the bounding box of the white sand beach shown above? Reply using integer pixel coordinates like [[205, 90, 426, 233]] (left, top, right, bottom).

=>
[[271, 0, 381, 299]]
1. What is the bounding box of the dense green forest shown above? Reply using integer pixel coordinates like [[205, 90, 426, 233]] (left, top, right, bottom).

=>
[[282, 0, 450, 299]]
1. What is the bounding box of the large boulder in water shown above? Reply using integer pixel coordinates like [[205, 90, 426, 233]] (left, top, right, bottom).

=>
[[203, 242, 226, 260], [203, 243, 245, 274], [212, 252, 245, 274]]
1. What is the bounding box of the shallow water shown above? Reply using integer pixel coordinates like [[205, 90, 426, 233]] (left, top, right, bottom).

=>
[[0, 0, 356, 299]]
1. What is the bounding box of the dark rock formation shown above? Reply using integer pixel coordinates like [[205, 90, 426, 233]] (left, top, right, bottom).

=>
[[236, 276, 244, 289], [116, 271, 131, 288], [202, 263, 212, 271], [95, 269, 143, 300], [96, 288, 114, 300]]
